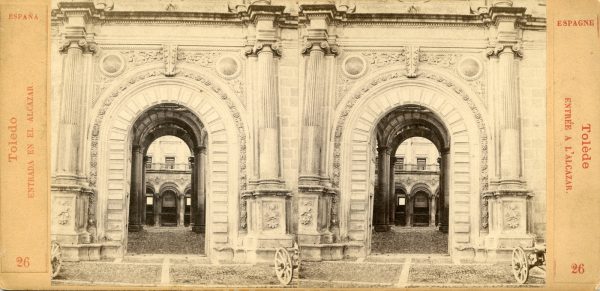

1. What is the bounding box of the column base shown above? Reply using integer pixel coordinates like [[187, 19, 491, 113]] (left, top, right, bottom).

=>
[[192, 225, 205, 233], [240, 234, 294, 263], [484, 233, 536, 262], [439, 224, 449, 233], [58, 242, 122, 262], [298, 232, 334, 244], [299, 243, 345, 261], [374, 224, 391, 232], [128, 224, 143, 232]]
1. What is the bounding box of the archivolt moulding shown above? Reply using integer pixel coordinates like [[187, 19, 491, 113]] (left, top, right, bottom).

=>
[[332, 68, 491, 229]]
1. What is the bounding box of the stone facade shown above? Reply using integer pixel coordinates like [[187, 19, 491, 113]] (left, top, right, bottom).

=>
[[51, 0, 546, 264]]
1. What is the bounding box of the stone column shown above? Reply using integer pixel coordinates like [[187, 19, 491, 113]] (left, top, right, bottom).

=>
[[388, 157, 397, 226], [439, 150, 450, 233], [483, 6, 533, 253], [153, 193, 161, 226], [141, 155, 149, 225], [192, 147, 206, 233], [405, 196, 412, 227], [430, 196, 437, 227], [189, 156, 196, 229], [374, 146, 390, 232], [128, 145, 144, 232], [178, 194, 185, 227]]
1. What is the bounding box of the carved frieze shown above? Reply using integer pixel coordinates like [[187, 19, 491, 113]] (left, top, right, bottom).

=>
[[240, 199, 247, 230], [331, 195, 338, 227], [120, 49, 164, 66], [405, 46, 420, 78], [361, 51, 407, 69], [481, 198, 489, 229], [163, 44, 178, 76], [419, 52, 460, 68], [178, 51, 218, 67]]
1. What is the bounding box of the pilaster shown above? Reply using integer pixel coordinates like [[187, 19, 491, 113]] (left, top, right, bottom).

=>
[[484, 3, 534, 255], [243, 4, 293, 262], [51, 1, 98, 252], [297, 4, 341, 252]]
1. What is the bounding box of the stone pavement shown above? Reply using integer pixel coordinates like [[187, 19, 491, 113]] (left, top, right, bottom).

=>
[[127, 227, 205, 255], [53, 227, 545, 287], [52, 253, 545, 288]]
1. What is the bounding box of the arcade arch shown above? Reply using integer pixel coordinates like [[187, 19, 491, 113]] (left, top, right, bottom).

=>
[[337, 74, 487, 257], [92, 75, 247, 259]]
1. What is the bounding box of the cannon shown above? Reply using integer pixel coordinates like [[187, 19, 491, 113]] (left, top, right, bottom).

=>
[[274, 242, 301, 285], [511, 244, 546, 284], [51, 241, 62, 279]]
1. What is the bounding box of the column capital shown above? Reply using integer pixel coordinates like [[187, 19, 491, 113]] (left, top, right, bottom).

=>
[[377, 146, 390, 155], [59, 39, 97, 54], [301, 40, 338, 56], [486, 43, 523, 58], [193, 146, 207, 155], [245, 42, 282, 57], [132, 144, 142, 153]]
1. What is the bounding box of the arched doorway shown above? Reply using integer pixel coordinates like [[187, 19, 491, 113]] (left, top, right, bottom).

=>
[[336, 75, 488, 258], [145, 185, 155, 225], [92, 77, 247, 260], [394, 187, 407, 226], [125, 103, 207, 254], [160, 190, 178, 226], [412, 191, 430, 226], [370, 105, 450, 254]]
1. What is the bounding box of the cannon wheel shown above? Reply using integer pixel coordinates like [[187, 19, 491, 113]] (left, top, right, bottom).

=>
[[511, 247, 529, 284], [274, 247, 293, 285], [51, 241, 62, 279]]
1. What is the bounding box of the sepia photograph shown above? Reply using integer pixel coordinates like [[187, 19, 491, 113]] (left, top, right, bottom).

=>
[[49, 0, 547, 287]]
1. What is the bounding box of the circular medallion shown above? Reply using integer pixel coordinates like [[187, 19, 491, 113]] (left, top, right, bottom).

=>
[[99, 53, 125, 77], [457, 56, 482, 80], [216, 56, 241, 79], [342, 55, 367, 78]]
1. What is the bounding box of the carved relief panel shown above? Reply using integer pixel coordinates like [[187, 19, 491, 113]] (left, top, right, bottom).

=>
[[261, 200, 286, 234], [502, 201, 526, 233]]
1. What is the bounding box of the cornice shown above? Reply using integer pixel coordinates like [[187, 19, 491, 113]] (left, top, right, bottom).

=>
[[50, 6, 545, 31]]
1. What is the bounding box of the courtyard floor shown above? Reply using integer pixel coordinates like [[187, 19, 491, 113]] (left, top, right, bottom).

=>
[[52, 226, 544, 287], [372, 225, 448, 254], [126, 226, 205, 255], [52, 253, 545, 288]]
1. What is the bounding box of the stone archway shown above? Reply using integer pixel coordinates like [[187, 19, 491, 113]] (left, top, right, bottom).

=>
[[90, 71, 248, 260], [335, 71, 489, 259]]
